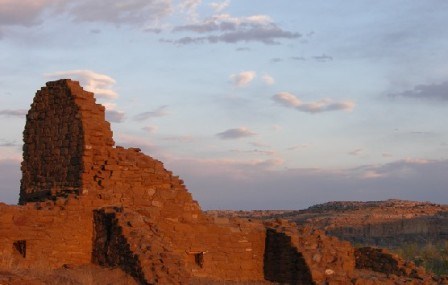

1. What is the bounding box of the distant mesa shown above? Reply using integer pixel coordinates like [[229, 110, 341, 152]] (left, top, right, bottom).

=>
[[0, 80, 445, 284]]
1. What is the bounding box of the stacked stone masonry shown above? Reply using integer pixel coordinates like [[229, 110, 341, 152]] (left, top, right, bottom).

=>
[[0, 79, 443, 284]]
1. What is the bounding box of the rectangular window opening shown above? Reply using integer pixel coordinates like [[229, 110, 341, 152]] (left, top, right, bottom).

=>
[[194, 252, 204, 268], [13, 240, 26, 258]]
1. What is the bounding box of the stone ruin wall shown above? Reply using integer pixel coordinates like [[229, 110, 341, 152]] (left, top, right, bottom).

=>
[[1, 80, 270, 283], [1, 79, 439, 285], [0, 201, 94, 270]]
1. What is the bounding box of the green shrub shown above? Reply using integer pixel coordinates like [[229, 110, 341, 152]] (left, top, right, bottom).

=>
[[393, 241, 448, 276]]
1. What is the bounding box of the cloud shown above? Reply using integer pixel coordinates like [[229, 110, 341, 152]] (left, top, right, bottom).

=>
[[0, 0, 177, 32], [0, 0, 53, 27], [313, 54, 333, 62], [348, 148, 363, 156], [389, 81, 448, 102], [250, 141, 271, 148], [209, 1, 229, 12], [0, 140, 19, 147], [105, 110, 125, 123], [287, 144, 309, 151], [142, 125, 159, 134], [216, 127, 257, 140], [133, 105, 169, 121], [163, 135, 194, 143], [178, 0, 202, 21], [168, 13, 300, 45], [0, 109, 27, 118], [45, 70, 118, 99], [270, 58, 282, 63], [230, 71, 256, 87], [167, 156, 448, 210], [101, 102, 125, 123], [0, 159, 21, 205], [230, 148, 276, 156], [291, 56, 306, 61], [67, 0, 172, 26], [261, 74, 275, 85], [167, 156, 284, 179], [115, 133, 158, 155], [361, 170, 385, 179], [272, 92, 355, 113], [273, 92, 301, 106]]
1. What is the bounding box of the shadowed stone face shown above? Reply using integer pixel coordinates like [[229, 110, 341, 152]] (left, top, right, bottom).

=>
[[20, 80, 84, 203], [19, 79, 114, 204]]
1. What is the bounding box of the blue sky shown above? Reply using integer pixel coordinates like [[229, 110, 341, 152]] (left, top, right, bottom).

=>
[[1, 0, 448, 209]]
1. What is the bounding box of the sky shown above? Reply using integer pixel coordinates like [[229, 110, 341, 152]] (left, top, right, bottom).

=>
[[1, 0, 448, 209]]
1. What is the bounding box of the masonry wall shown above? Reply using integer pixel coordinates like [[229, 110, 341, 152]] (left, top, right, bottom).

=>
[[12, 80, 268, 282], [92, 207, 267, 283], [0, 201, 93, 270]]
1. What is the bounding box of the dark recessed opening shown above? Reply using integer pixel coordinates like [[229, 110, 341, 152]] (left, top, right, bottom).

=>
[[13, 240, 26, 258], [194, 252, 204, 268]]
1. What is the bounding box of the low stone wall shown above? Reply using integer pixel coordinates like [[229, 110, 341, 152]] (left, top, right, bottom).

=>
[[355, 247, 427, 278], [0, 201, 93, 270]]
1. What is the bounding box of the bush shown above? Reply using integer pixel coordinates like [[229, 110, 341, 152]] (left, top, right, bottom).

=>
[[393, 241, 448, 276]]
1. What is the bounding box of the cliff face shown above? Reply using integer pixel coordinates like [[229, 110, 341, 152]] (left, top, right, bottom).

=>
[[207, 199, 448, 248], [295, 200, 448, 248]]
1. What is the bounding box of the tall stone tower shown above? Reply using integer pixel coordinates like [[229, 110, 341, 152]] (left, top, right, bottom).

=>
[[20, 79, 114, 204]]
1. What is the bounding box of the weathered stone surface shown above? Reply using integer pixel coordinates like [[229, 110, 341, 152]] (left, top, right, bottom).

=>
[[213, 200, 448, 248], [0, 80, 440, 284]]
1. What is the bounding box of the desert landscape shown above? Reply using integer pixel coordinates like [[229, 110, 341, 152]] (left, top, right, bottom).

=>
[[0, 80, 447, 284], [1, 1, 448, 284]]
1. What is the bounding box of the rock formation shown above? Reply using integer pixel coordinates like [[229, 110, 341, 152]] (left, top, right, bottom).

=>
[[0, 80, 444, 284], [211, 200, 448, 248]]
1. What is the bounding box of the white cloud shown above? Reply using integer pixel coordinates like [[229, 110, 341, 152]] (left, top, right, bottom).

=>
[[178, 0, 202, 21], [216, 127, 256, 140], [209, 0, 229, 12], [262, 74, 275, 85], [230, 71, 256, 87], [134, 105, 170, 121], [46, 70, 118, 99], [273, 92, 301, 107], [273, 92, 355, 113]]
